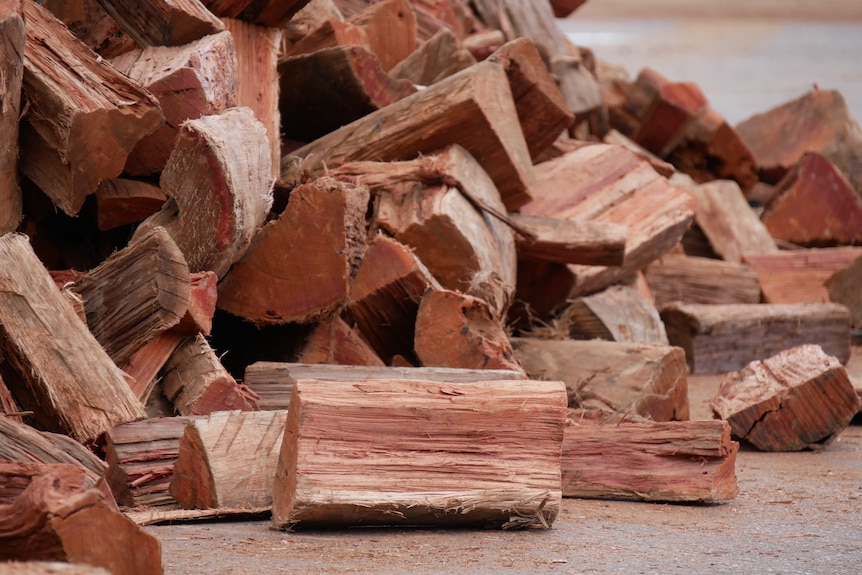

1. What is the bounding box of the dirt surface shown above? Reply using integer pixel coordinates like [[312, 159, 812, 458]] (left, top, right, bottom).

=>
[[573, 0, 862, 21]]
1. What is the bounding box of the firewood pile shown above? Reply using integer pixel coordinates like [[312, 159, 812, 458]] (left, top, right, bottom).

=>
[[1, 0, 861, 572]]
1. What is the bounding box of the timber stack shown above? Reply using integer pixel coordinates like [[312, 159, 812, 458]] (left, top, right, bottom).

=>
[[0, 0, 861, 571]]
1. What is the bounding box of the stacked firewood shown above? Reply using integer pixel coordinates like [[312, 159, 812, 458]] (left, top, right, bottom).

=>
[[1, 0, 861, 572]]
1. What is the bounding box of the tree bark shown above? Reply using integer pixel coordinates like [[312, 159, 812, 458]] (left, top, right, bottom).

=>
[[0, 0, 24, 235]]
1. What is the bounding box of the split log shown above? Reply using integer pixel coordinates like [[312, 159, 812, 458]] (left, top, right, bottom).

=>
[[94, 178, 167, 231], [162, 334, 258, 415], [760, 152, 862, 246], [389, 27, 475, 86], [550, 0, 587, 18], [346, 234, 441, 364], [173, 271, 218, 336], [0, 462, 162, 574], [414, 289, 522, 372], [284, 16, 367, 57], [110, 30, 237, 176], [244, 361, 523, 410], [95, 0, 224, 47], [295, 316, 385, 367], [735, 89, 862, 192], [70, 226, 190, 367], [347, 0, 415, 72], [743, 247, 862, 304], [271, 378, 567, 529], [0, 0, 23, 235], [562, 415, 738, 502], [603, 129, 675, 177], [282, 59, 535, 211], [0, 234, 145, 443], [120, 332, 185, 403], [201, 0, 312, 27], [661, 302, 852, 374], [710, 345, 860, 451], [103, 416, 191, 508], [217, 177, 369, 325], [278, 45, 416, 142], [462, 29, 504, 61], [56, 0, 137, 58], [0, 372, 22, 422], [134, 107, 273, 279], [410, 0, 472, 41], [645, 254, 762, 307], [509, 214, 626, 266], [512, 338, 689, 421], [170, 410, 287, 509], [826, 255, 862, 328], [20, 1, 163, 216]]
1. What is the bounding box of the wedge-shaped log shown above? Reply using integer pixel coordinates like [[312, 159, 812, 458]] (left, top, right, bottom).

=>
[[826, 255, 862, 328], [20, 1, 163, 216], [662, 302, 852, 374], [562, 416, 738, 502], [295, 316, 384, 367], [512, 338, 689, 421], [282, 59, 534, 211], [95, 0, 223, 47], [743, 247, 862, 304], [170, 410, 287, 509], [510, 214, 626, 266], [121, 332, 185, 403], [603, 129, 675, 177], [554, 285, 668, 345], [173, 271, 217, 336], [218, 177, 369, 325], [284, 16, 368, 57], [111, 30, 237, 176], [0, 1, 23, 234], [710, 345, 860, 451], [135, 107, 273, 278], [645, 254, 761, 307], [0, 462, 162, 573], [347, 0, 415, 71], [201, 0, 312, 26], [94, 178, 167, 231], [389, 27, 475, 86], [71, 227, 190, 367], [272, 378, 567, 529], [0, 234, 145, 443]]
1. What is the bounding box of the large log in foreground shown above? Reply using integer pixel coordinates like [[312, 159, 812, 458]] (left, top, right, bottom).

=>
[[272, 378, 567, 529]]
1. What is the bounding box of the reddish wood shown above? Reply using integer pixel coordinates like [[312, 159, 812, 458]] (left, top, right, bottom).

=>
[[94, 179, 167, 231], [645, 254, 762, 307], [201, 0, 312, 26], [296, 316, 385, 366], [510, 213, 626, 266], [121, 332, 186, 403], [549, 0, 587, 18], [0, 1, 23, 235], [826, 255, 862, 329], [285, 17, 369, 57], [172, 271, 218, 336], [95, 0, 224, 46], [743, 247, 862, 304], [389, 27, 476, 86], [554, 285, 668, 345], [347, 0, 416, 71]]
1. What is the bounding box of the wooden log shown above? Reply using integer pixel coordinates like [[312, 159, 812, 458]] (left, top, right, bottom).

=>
[[201, 0, 312, 27], [509, 214, 626, 266], [70, 226, 190, 367], [735, 89, 862, 192], [0, 462, 162, 574], [661, 302, 852, 374], [94, 178, 167, 231], [95, 0, 224, 47], [0, 234, 145, 443], [826, 255, 862, 329], [389, 27, 475, 86], [169, 410, 287, 509], [414, 289, 523, 372], [0, 372, 23, 422], [549, 0, 587, 18], [410, 0, 471, 41], [120, 332, 185, 404], [282, 59, 535, 211], [217, 177, 369, 325], [347, 0, 415, 72], [284, 16, 368, 57], [110, 30, 237, 176], [20, 1, 163, 216], [603, 129, 674, 177], [295, 316, 385, 367], [57, 0, 137, 58], [278, 45, 416, 142], [271, 378, 567, 529], [134, 107, 274, 279], [710, 345, 860, 451], [0, 1, 23, 235], [562, 415, 738, 502], [173, 271, 218, 336], [0, 562, 112, 575], [347, 235, 441, 364], [645, 254, 762, 307], [761, 152, 862, 246], [512, 338, 689, 421], [743, 247, 862, 304], [462, 29, 504, 61]]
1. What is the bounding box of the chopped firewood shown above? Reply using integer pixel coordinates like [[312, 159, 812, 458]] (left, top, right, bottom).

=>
[[389, 27, 475, 85], [661, 302, 852, 374], [0, 372, 23, 422], [684, 179, 778, 263], [347, 0, 415, 72], [70, 226, 190, 367], [172, 271, 218, 336], [295, 316, 385, 367], [508, 260, 574, 325], [282, 59, 535, 211], [462, 29, 505, 61], [0, 462, 161, 573], [20, 1, 163, 216], [761, 152, 862, 246], [162, 334, 258, 415], [283, 0, 345, 43], [347, 235, 441, 364], [94, 178, 167, 231], [95, 0, 224, 47], [284, 16, 367, 57], [414, 289, 523, 372], [0, 563, 112, 575], [0, 234, 145, 443], [111, 30, 238, 176], [103, 416, 192, 509], [602, 129, 675, 177], [743, 247, 862, 304], [170, 410, 287, 509], [826, 256, 862, 328], [512, 338, 689, 421], [56, 0, 137, 58], [509, 214, 627, 266], [549, 0, 587, 18], [562, 414, 738, 502], [735, 89, 862, 192], [410, 0, 471, 41], [134, 107, 274, 278], [200, 0, 312, 26], [121, 332, 185, 403], [553, 285, 669, 345], [0, 1, 23, 234], [217, 177, 369, 325], [278, 45, 416, 142], [710, 345, 860, 451], [271, 378, 566, 529], [645, 254, 762, 307]]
